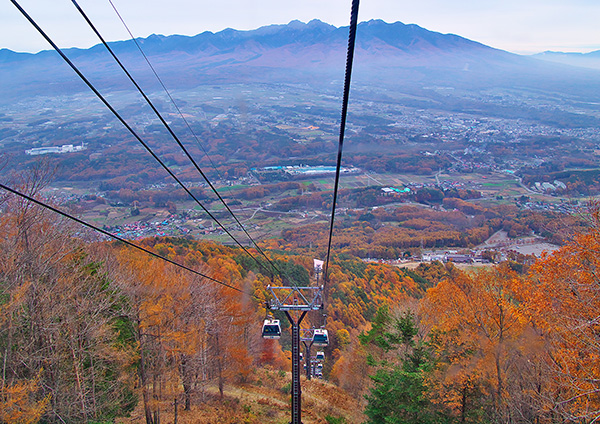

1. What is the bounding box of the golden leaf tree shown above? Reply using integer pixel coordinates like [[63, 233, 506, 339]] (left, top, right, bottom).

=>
[[523, 201, 600, 422]]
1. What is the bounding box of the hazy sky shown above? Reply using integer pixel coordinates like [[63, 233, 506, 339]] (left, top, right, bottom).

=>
[[2, 0, 599, 55]]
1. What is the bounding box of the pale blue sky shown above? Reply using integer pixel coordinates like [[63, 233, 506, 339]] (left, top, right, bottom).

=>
[[2, 0, 599, 54]]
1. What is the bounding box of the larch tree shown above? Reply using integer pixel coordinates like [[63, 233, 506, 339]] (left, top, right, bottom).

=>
[[423, 265, 527, 422], [523, 201, 600, 422], [0, 167, 137, 423]]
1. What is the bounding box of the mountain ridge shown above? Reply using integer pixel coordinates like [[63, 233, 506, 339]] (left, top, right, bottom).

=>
[[532, 49, 600, 70], [0, 19, 492, 59], [1, 19, 599, 103]]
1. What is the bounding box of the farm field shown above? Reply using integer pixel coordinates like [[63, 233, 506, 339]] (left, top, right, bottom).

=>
[[53, 169, 583, 245]]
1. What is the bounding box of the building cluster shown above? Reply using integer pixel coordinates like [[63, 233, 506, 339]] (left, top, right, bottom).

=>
[[25, 143, 86, 156], [420, 251, 487, 264], [252, 164, 360, 181], [533, 180, 567, 192], [518, 199, 580, 214], [381, 187, 411, 196], [104, 216, 191, 240]]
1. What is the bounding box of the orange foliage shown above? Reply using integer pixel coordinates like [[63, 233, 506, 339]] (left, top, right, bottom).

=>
[[423, 265, 527, 420], [522, 202, 600, 421], [0, 376, 49, 424]]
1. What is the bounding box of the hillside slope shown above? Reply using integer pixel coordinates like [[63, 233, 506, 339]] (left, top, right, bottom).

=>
[[117, 368, 365, 424]]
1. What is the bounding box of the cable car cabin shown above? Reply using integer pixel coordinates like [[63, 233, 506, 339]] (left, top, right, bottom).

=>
[[312, 329, 329, 346], [262, 319, 281, 339], [316, 351, 325, 360]]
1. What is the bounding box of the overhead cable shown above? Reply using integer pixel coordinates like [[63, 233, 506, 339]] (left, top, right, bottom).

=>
[[0, 182, 257, 299], [10, 0, 279, 281], [323, 0, 360, 287], [70, 0, 284, 280], [106, 0, 227, 186]]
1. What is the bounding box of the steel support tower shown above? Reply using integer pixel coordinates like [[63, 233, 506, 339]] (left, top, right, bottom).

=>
[[267, 285, 323, 424], [301, 328, 316, 380]]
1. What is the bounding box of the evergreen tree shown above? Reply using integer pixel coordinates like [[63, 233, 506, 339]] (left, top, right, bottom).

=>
[[362, 307, 450, 424]]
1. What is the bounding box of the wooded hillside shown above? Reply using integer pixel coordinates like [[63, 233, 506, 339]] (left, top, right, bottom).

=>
[[1, 177, 599, 423]]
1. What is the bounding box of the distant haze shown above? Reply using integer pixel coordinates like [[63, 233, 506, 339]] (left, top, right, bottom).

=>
[[1, 0, 600, 54], [2, 19, 600, 109]]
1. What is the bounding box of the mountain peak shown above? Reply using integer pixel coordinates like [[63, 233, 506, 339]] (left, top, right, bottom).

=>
[[362, 19, 402, 26], [306, 19, 335, 29], [286, 19, 306, 29], [0, 17, 549, 104]]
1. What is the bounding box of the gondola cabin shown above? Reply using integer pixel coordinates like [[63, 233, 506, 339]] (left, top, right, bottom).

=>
[[312, 329, 329, 346], [262, 318, 281, 339], [316, 351, 325, 360]]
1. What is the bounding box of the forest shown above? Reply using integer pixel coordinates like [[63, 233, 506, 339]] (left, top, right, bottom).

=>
[[272, 202, 583, 259], [1, 172, 600, 423]]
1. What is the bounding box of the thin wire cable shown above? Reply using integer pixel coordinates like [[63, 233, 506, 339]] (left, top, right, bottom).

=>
[[0, 182, 258, 299], [71, 0, 284, 280], [10, 0, 278, 280], [106, 0, 226, 184], [323, 0, 360, 288]]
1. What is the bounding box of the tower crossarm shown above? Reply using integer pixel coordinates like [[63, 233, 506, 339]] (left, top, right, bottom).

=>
[[267, 285, 323, 311]]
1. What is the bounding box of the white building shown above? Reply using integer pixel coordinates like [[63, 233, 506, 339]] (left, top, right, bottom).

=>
[[26, 143, 86, 156]]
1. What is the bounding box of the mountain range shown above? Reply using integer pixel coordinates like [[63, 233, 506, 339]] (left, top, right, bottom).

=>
[[533, 50, 600, 70], [1, 19, 599, 104]]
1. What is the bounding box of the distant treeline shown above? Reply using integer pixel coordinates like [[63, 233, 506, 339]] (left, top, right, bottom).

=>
[[269, 202, 584, 259]]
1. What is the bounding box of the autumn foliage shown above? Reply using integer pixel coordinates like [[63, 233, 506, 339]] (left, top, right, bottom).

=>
[[355, 203, 600, 423], [2, 169, 600, 423]]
